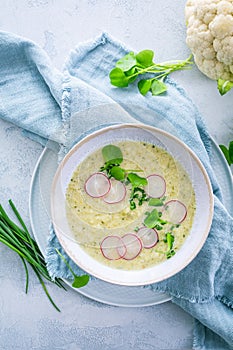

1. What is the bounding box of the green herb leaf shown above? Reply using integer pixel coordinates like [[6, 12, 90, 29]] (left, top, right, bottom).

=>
[[166, 232, 174, 250], [151, 79, 167, 95], [109, 68, 129, 87], [110, 166, 125, 180], [136, 50, 154, 68], [144, 209, 160, 228], [55, 249, 89, 288], [127, 173, 148, 187], [138, 79, 152, 96], [219, 141, 233, 165], [164, 232, 175, 259], [116, 52, 137, 71], [229, 141, 233, 163], [126, 68, 138, 84], [217, 79, 233, 96], [166, 249, 175, 259], [72, 275, 90, 288], [148, 198, 164, 206], [219, 144, 231, 165], [102, 145, 123, 165]]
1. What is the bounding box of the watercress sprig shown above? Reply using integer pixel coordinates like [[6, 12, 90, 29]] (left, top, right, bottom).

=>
[[100, 145, 148, 209], [144, 208, 167, 231], [109, 50, 193, 96], [55, 249, 89, 288]]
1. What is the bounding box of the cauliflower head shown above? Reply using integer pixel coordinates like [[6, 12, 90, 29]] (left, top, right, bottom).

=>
[[185, 0, 233, 81]]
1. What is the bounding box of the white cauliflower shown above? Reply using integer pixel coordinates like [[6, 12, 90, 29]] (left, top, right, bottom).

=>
[[185, 0, 233, 84]]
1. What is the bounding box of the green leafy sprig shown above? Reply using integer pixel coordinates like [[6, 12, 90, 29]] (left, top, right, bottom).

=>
[[100, 145, 148, 209], [55, 249, 89, 288], [219, 141, 233, 166], [109, 50, 193, 96], [127, 173, 148, 210], [143, 206, 177, 259]]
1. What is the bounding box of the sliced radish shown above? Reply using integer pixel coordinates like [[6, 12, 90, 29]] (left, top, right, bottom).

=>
[[103, 179, 126, 204], [84, 172, 111, 198], [137, 227, 159, 249], [163, 199, 187, 224], [121, 233, 142, 260], [100, 235, 126, 260], [145, 174, 166, 198]]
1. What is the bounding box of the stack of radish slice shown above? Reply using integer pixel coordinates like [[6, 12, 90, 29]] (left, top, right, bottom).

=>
[[85, 173, 111, 198], [100, 233, 142, 261], [100, 235, 126, 260], [85, 173, 126, 204], [121, 233, 142, 260], [100, 228, 159, 261]]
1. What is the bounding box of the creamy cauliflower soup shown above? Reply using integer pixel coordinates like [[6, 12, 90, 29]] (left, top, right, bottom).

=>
[[65, 141, 196, 270]]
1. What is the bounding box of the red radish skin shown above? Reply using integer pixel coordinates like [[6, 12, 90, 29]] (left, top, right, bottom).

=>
[[121, 233, 142, 260], [103, 179, 126, 204], [164, 199, 187, 224], [84, 172, 111, 198], [145, 174, 166, 198], [100, 235, 126, 260], [136, 227, 159, 249]]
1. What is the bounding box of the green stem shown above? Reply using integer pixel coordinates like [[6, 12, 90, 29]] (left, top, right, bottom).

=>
[[19, 256, 29, 293], [128, 55, 193, 81], [9, 200, 41, 265], [31, 265, 61, 312], [55, 248, 75, 278]]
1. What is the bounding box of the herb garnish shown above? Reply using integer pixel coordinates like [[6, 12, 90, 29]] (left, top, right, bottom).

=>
[[109, 50, 193, 96], [100, 145, 148, 209], [148, 197, 165, 207], [143, 207, 177, 259], [55, 249, 89, 288], [0, 200, 65, 312], [0, 200, 90, 311], [163, 232, 176, 259], [144, 208, 167, 230]]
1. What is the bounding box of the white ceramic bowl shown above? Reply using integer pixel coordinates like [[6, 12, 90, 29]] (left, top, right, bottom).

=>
[[51, 124, 214, 286]]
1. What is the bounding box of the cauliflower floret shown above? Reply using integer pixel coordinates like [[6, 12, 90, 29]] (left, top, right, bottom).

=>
[[214, 36, 233, 64], [216, 0, 233, 14], [209, 14, 233, 39], [185, 0, 233, 81]]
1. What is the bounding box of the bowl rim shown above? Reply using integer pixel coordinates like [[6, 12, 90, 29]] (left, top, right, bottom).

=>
[[50, 123, 214, 286]]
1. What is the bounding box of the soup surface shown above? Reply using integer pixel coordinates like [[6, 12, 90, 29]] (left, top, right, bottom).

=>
[[66, 140, 196, 270]]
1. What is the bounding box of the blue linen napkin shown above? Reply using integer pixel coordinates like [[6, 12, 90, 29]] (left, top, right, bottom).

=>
[[0, 31, 232, 350]]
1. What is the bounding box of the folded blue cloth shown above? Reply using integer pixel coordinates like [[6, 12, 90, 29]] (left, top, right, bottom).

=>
[[0, 31, 232, 350]]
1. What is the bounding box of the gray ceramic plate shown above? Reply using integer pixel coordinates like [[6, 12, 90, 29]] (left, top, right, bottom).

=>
[[29, 137, 233, 307]]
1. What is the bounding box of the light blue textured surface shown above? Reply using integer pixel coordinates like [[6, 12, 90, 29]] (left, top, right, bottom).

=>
[[1, 0, 232, 349]]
